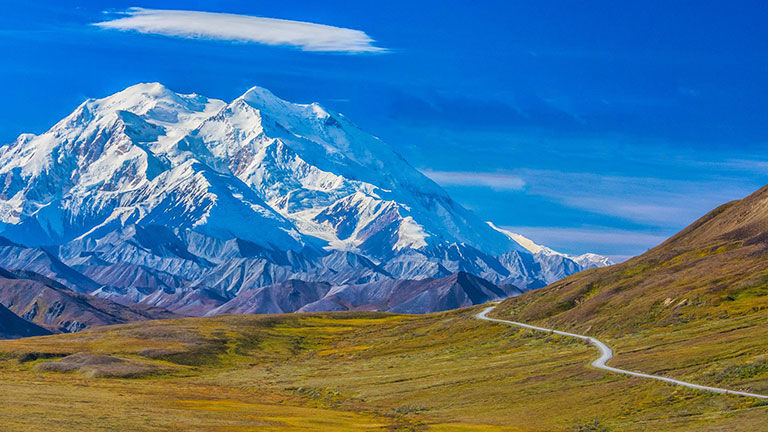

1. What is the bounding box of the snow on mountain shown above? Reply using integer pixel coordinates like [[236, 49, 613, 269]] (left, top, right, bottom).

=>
[[570, 253, 614, 269], [183, 84, 525, 259], [488, 222, 613, 282], [0, 83, 303, 250], [0, 83, 611, 315]]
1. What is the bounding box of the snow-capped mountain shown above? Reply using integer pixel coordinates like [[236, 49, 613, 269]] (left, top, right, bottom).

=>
[[488, 223, 613, 270], [0, 83, 611, 317], [486, 223, 613, 284], [0, 84, 302, 250]]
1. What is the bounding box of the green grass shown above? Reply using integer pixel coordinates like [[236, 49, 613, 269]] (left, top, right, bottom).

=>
[[0, 306, 765, 431]]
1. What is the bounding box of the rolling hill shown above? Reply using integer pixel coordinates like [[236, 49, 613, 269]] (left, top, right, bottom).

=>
[[0, 303, 765, 431], [492, 184, 768, 333]]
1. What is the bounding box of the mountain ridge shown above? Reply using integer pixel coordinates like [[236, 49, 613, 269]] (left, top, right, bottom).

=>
[[0, 83, 610, 319], [0, 265, 177, 333]]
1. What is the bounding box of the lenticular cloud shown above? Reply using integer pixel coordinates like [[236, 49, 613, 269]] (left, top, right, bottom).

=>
[[94, 8, 386, 53]]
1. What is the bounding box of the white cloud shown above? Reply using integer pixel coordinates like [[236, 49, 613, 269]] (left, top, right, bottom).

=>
[[93, 8, 387, 53], [421, 167, 757, 229], [421, 168, 754, 226], [518, 169, 757, 228], [421, 169, 526, 191], [504, 226, 668, 248]]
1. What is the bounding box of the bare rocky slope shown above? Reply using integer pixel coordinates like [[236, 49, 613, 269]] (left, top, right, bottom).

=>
[[0, 267, 176, 332]]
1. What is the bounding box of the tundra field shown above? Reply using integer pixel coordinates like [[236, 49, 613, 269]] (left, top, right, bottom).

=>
[[1, 302, 765, 431]]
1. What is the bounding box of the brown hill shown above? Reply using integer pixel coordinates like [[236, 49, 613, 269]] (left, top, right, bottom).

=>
[[0, 268, 178, 333], [495, 184, 768, 333]]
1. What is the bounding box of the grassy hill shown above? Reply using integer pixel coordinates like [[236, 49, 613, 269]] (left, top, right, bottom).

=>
[[490, 185, 768, 425], [493, 185, 768, 333]]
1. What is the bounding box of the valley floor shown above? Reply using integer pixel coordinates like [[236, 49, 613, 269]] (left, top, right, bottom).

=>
[[0, 306, 766, 431]]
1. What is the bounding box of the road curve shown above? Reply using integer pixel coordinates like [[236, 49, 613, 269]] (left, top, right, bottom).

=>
[[476, 305, 768, 399]]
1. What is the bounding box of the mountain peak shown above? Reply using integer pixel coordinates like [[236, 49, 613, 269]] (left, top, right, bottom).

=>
[[239, 85, 281, 103], [93, 82, 222, 125], [97, 82, 181, 110], [0, 82, 609, 313], [486, 222, 551, 255], [236, 85, 303, 116], [486, 222, 612, 270], [234, 85, 335, 132], [119, 81, 173, 96]]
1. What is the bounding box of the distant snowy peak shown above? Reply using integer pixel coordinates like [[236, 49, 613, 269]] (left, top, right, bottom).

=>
[[487, 222, 613, 269], [0, 82, 609, 295], [488, 223, 553, 255], [570, 253, 614, 269]]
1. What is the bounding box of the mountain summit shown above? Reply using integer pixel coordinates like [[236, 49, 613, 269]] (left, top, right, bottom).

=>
[[0, 83, 609, 318]]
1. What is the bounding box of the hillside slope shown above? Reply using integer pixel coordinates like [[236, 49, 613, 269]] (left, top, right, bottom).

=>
[[488, 185, 768, 418], [0, 267, 177, 332], [495, 185, 768, 333]]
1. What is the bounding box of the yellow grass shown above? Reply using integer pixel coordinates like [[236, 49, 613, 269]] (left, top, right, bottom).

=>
[[0, 306, 766, 431]]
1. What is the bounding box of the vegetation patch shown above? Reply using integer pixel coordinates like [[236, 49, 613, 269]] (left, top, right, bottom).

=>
[[34, 352, 170, 378], [16, 352, 70, 363], [572, 419, 611, 431], [709, 359, 768, 383], [0, 306, 765, 430]]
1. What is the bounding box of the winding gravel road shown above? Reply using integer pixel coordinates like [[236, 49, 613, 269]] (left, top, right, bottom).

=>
[[477, 305, 768, 399]]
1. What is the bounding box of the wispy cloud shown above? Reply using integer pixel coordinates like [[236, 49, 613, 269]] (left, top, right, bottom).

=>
[[93, 8, 387, 53], [421, 169, 526, 191], [718, 157, 768, 174], [422, 167, 758, 229], [520, 170, 756, 227]]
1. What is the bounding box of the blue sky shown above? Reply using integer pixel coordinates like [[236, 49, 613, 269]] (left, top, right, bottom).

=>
[[2, 1, 767, 261]]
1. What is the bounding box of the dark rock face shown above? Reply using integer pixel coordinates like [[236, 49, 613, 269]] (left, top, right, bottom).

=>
[[209, 280, 333, 315], [0, 236, 531, 321], [294, 272, 525, 315], [0, 303, 51, 339]]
